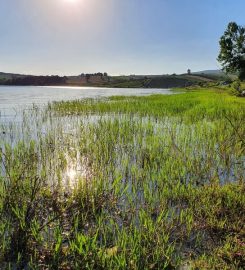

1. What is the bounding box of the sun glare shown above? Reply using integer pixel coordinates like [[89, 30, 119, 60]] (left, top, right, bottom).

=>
[[64, 0, 79, 3]]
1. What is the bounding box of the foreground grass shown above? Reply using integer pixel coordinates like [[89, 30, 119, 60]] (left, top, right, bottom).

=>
[[0, 88, 244, 269]]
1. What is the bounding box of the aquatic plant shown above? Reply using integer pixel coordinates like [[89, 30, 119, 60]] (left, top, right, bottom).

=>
[[0, 88, 244, 269]]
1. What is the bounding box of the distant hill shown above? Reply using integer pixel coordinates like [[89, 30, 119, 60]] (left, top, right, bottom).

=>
[[0, 72, 66, 86], [193, 69, 225, 75], [0, 70, 229, 88], [190, 69, 236, 81], [0, 72, 27, 80], [100, 74, 215, 88]]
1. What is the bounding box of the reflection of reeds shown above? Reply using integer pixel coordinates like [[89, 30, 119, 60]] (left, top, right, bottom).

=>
[[0, 89, 244, 269]]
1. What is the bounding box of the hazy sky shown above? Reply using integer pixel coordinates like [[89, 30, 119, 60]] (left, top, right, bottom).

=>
[[0, 0, 244, 75]]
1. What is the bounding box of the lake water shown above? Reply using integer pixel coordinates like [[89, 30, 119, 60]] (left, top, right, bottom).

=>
[[0, 85, 173, 111]]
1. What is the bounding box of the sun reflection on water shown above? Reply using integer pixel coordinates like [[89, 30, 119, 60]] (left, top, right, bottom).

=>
[[64, 156, 91, 189]]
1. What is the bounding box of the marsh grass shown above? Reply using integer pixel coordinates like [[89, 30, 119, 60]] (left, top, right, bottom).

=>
[[0, 89, 244, 269]]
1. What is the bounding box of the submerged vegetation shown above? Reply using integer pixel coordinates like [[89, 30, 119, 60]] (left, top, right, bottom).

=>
[[0, 88, 244, 269]]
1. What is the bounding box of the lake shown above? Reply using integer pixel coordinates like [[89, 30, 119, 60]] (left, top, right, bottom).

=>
[[0, 85, 173, 111]]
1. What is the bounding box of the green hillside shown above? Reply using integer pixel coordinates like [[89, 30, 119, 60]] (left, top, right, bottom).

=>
[[0, 70, 231, 88]]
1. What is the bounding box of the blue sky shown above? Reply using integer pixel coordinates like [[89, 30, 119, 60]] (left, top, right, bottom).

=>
[[0, 0, 244, 75]]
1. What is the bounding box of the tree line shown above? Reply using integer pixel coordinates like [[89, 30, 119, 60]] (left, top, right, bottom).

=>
[[0, 75, 67, 86]]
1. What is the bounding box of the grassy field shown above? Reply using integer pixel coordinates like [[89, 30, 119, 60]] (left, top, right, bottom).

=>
[[1, 71, 224, 88], [0, 88, 244, 269], [66, 74, 216, 88]]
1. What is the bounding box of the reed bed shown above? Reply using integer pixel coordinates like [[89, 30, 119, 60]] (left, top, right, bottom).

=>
[[0, 89, 244, 269]]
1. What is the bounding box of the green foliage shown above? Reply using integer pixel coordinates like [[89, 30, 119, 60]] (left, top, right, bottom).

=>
[[231, 80, 241, 95], [218, 22, 245, 80]]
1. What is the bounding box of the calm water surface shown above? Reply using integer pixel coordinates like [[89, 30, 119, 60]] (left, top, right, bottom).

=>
[[0, 85, 173, 111]]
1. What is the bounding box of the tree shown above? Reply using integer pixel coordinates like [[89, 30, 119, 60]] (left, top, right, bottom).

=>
[[218, 22, 245, 80], [85, 74, 90, 83]]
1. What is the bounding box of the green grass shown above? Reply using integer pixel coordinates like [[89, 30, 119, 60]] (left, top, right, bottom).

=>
[[0, 88, 244, 269], [53, 88, 245, 121]]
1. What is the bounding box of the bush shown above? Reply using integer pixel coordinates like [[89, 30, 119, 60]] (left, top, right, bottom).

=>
[[230, 80, 243, 96]]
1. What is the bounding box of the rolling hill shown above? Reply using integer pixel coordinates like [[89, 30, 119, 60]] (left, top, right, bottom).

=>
[[0, 69, 231, 88]]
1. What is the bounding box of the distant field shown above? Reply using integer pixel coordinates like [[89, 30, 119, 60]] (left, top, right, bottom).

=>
[[67, 74, 221, 88]]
